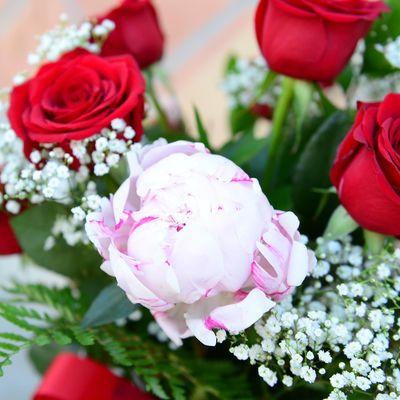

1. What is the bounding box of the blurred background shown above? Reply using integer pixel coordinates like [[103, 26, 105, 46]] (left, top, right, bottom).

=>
[[0, 0, 260, 147], [0, 0, 259, 398]]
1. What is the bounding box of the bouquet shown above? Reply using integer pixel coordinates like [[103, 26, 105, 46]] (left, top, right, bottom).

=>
[[0, 0, 400, 399]]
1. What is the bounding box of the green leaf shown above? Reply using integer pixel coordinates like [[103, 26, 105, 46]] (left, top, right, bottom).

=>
[[364, 230, 387, 255], [100, 333, 132, 366], [324, 205, 359, 240], [223, 54, 238, 75], [293, 81, 314, 149], [314, 84, 338, 116], [293, 111, 354, 237], [71, 327, 95, 346], [269, 185, 293, 210], [0, 342, 19, 352], [229, 106, 256, 135], [11, 202, 102, 279], [219, 134, 269, 167], [170, 384, 186, 400], [362, 0, 400, 76], [194, 107, 211, 149], [109, 158, 129, 185], [34, 335, 51, 346], [146, 376, 169, 400], [337, 64, 354, 91], [29, 343, 64, 375], [144, 124, 192, 143], [230, 70, 277, 136], [52, 331, 72, 346], [0, 333, 28, 343], [82, 284, 137, 328]]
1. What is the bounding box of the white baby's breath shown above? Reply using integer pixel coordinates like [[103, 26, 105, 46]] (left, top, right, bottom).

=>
[[229, 236, 400, 399]]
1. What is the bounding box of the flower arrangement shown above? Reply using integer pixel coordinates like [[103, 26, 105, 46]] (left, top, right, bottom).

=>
[[0, 0, 400, 399]]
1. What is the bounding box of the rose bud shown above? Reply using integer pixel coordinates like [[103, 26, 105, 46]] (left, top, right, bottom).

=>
[[99, 0, 164, 69], [8, 49, 145, 161], [250, 103, 273, 119], [255, 0, 388, 83], [331, 94, 400, 237], [86, 140, 314, 346]]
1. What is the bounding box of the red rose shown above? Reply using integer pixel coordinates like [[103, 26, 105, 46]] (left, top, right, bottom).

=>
[[255, 0, 388, 83], [0, 212, 21, 255], [99, 0, 164, 69], [251, 103, 273, 119], [33, 352, 156, 400], [330, 94, 400, 237], [8, 49, 145, 158]]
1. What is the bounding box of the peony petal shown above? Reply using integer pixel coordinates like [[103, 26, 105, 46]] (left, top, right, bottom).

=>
[[261, 223, 291, 265], [108, 245, 172, 312], [112, 178, 133, 224], [286, 241, 310, 286], [127, 217, 167, 263], [208, 288, 275, 333], [140, 140, 207, 171], [277, 211, 300, 238], [135, 153, 190, 198], [256, 239, 286, 273], [85, 139, 313, 347], [308, 249, 317, 273], [85, 212, 112, 260], [170, 224, 225, 304], [100, 261, 114, 276], [153, 305, 190, 346], [251, 260, 281, 294], [185, 301, 218, 346], [126, 149, 143, 178]]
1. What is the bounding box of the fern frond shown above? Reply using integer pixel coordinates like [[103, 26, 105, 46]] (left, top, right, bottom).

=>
[[4, 283, 82, 321], [70, 326, 95, 346], [0, 283, 256, 399]]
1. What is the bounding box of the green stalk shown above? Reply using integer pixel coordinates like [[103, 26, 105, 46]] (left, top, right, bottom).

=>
[[254, 70, 278, 102], [263, 77, 295, 190], [230, 70, 277, 138], [145, 69, 171, 132]]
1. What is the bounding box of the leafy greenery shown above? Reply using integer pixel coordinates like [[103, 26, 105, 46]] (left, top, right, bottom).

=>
[[29, 343, 65, 375], [229, 106, 257, 135], [292, 81, 314, 149], [82, 283, 137, 328], [293, 111, 354, 237], [362, 0, 400, 76], [219, 134, 269, 167], [324, 205, 359, 240], [194, 106, 212, 149], [11, 203, 103, 281], [0, 283, 254, 399]]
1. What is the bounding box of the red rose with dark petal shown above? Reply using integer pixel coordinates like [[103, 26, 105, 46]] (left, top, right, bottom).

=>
[[330, 94, 400, 237], [251, 103, 273, 119], [0, 211, 21, 255], [99, 0, 164, 69], [255, 0, 388, 83], [8, 49, 145, 158]]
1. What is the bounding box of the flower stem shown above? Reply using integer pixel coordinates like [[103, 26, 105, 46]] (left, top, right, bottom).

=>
[[255, 70, 278, 102], [145, 69, 171, 132], [263, 76, 295, 190]]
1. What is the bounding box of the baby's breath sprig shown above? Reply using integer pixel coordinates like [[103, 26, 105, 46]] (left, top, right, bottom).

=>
[[229, 236, 400, 400], [0, 118, 140, 249]]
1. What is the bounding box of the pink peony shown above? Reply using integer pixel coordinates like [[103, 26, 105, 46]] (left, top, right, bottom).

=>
[[86, 140, 314, 346]]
